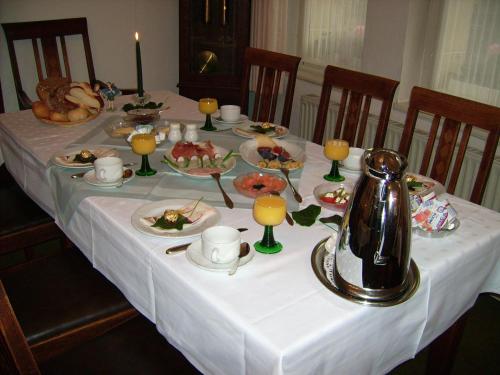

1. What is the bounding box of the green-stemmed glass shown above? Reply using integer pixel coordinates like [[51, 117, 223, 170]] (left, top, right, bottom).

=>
[[131, 133, 157, 176], [253, 194, 287, 254], [323, 139, 349, 182], [199, 98, 218, 131]]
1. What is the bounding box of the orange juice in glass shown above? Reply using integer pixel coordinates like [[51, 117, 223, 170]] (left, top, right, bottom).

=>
[[199, 98, 218, 131], [253, 194, 286, 253], [131, 133, 157, 176], [324, 139, 349, 181]]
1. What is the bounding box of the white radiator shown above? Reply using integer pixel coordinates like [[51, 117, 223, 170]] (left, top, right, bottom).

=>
[[299, 94, 500, 211]]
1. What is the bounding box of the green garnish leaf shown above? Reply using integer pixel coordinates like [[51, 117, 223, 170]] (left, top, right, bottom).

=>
[[319, 215, 343, 226], [122, 101, 163, 112], [152, 215, 191, 230], [291, 205, 321, 227], [407, 180, 423, 191]]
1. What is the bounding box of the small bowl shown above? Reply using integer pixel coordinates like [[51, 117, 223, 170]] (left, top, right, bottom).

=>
[[233, 172, 287, 198], [125, 108, 161, 125], [414, 218, 460, 238], [313, 182, 354, 211]]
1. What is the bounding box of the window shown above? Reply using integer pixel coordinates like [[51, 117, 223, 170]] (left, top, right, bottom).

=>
[[431, 0, 500, 106], [298, 0, 368, 70]]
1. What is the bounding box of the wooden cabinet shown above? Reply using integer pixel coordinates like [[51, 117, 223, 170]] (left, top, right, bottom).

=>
[[179, 0, 251, 105]]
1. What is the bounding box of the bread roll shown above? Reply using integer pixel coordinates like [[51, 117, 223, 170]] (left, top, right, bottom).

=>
[[67, 107, 90, 122], [66, 87, 101, 109], [49, 111, 69, 122], [70, 81, 98, 97], [32, 101, 50, 119]]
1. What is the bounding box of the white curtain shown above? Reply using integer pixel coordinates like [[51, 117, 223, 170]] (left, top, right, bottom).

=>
[[299, 0, 367, 70], [250, 0, 288, 53], [432, 0, 500, 106]]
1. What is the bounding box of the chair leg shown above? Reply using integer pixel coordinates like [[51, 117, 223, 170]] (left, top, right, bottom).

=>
[[426, 313, 468, 374]]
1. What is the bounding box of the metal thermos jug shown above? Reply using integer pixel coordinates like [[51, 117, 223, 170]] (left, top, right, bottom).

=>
[[333, 148, 412, 302]]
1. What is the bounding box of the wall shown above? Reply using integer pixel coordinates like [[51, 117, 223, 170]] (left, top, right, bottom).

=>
[[0, 0, 179, 113]]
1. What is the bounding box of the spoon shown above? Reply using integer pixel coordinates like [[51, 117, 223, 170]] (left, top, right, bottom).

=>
[[270, 191, 294, 226], [210, 172, 234, 209], [228, 242, 250, 276], [279, 168, 302, 203]]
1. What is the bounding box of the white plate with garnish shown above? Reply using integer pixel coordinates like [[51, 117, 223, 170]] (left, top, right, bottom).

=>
[[239, 138, 305, 172], [186, 240, 254, 272], [233, 122, 289, 139], [52, 148, 119, 168], [83, 168, 135, 188], [131, 199, 220, 238], [162, 141, 236, 179], [406, 174, 445, 196]]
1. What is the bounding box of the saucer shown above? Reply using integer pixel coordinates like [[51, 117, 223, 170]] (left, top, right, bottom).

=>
[[83, 168, 135, 188], [212, 114, 248, 125], [186, 240, 254, 272]]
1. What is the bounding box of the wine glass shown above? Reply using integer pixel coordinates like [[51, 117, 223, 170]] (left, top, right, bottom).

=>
[[131, 133, 157, 176], [199, 98, 218, 131], [253, 193, 287, 254], [323, 139, 349, 182]]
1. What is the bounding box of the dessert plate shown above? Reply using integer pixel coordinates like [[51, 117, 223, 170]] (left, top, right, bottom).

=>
[[131, 199, 220, 238], [239, 139, 305, 172], [186, 240, 254, 272], [233, 122, 289, 139], [52, 148, 119, 168]]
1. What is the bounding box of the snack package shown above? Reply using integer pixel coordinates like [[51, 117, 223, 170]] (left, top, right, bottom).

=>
[[411, 192, 457, 232]]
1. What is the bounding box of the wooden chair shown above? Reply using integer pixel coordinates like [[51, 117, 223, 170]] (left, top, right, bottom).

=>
[[398, 86, 500, 205], [0, 281, 199, 375], [2, 18, 96, 110], [0, 78, 65, 265], [0, 246, 138, 365], [240, 47, 301, 128], [312, 65, 399, 146]]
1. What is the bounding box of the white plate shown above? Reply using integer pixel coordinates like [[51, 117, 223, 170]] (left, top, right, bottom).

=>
[[239, 139, 306, 172], [232, 122, 289, 139], [212, 114, 248, 125], [83, 168, 135, 188], [407, 173, 445, 196], [131, 199, 220, 238], [163, 142, 236, 179], [52, 148, 119, 169], [186, 240, 254, 272]]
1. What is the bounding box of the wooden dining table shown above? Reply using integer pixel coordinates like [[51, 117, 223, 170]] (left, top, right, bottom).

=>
[[1, 91, 499, 374]]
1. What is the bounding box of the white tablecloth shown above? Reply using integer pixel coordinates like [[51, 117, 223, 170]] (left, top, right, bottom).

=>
[[1, 92, 499, 375]]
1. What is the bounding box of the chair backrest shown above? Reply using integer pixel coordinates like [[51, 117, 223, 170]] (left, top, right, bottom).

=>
[[2, 18, 95, 110], [398, 86, 500, 204], [0, 79, 4, 114], [0, 282, 40, 375], [240, 47, 301, 128], [313, 65, 399, 147]]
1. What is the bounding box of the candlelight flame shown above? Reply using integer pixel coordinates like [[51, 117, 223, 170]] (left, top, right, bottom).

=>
[[135, 32, 139, 41]]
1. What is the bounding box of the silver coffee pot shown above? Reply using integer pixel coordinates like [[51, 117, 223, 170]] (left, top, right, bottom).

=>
[[333, 148, 412, 302]]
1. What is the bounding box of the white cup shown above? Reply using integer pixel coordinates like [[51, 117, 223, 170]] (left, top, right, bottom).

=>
[[220, 105, 241, 122], [94, 156, 123, 183], [201, 226, 241, 264], [343, 147, 365, 171]]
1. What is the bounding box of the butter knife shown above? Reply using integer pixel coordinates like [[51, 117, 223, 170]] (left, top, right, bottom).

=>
[[165, 227, 248, 254]]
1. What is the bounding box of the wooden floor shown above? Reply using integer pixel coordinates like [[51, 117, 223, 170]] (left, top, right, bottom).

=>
[[391, 294, 500, 375]]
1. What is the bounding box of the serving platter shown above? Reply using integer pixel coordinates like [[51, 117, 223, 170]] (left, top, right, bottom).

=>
[[163, 142, 236, 179], [239, 139, 305, 172], [131, 199, 220, 238], [52, 148, 119, 169]]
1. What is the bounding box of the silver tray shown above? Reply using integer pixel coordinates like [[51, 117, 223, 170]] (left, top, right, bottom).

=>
[[311, 238, 420, 307]]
